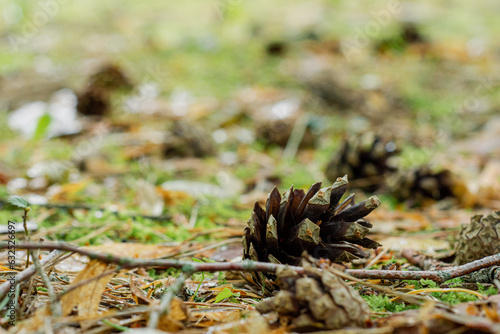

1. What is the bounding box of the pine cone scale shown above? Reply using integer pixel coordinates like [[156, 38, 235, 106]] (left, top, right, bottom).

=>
[[295, 182, 323, 219], [329, 176, 349, 207], [299, 186, 332, 222], [333, 196, 380, 222], [288, 219, 321, 255]]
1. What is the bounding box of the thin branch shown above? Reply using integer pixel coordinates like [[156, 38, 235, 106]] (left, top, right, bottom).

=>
[[320, 259, 449, 308], [23, 207, 31, 269], [147, 271, 192, 329], [2, 242, 500, 284], [0, 250, 65, 300], [283, 113, 310, 160], [0, 200, 172, 222], [30, 250, 62, 318], [0, 241, 303, 274]]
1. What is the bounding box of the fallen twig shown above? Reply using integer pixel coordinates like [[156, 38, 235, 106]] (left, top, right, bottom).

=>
[[0, 249, 65, 300], [403, 248, 500, 284], [316, 257, 448, 308], [30, 249, 62, 318], [23, 207, 31, 269], [402, 248, 452, 270], [147, 271, 192, 329], [0, 200, 172, 222], [2, 241, 500, 285]]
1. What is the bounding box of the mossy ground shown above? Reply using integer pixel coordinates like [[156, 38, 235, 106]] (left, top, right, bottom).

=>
[[1, 0, 500, 320]]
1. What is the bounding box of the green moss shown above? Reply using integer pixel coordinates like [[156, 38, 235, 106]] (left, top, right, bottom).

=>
[[363, 294, 419, 313], [364, 278, 498, 313], [147, 267, 181, 280]]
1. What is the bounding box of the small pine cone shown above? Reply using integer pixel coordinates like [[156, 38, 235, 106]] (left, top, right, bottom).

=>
[[77, 64, 132, 117], [374, 22, 428, 55], [256, 254, 372, 331], [454, 212, 500, 265], [88, 64, 133, 91], [163, 120, 216, 158], [255, 115, 316, 148], [77, 86, 110, 116], [389, 166, 465, 207], [325, 134, 398, 192], [303, 75, 356, 110], [242, 176, 381, 292]]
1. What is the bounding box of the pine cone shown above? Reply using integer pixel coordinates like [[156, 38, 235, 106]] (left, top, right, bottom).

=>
[[77, 64, 132, 117], [454, 212, 500, 265], [325, 134, 398, 191], [389, 166, 463, 207], [303, 75, 356, 110], [77, 86, 110, 116], [88, 64, 132, 91], [163, 120, 216, 158], [255, 114, 316, 148], [256, 254, 371, 331], [242, 176, 381, 290], [374, 22, 428, 55]]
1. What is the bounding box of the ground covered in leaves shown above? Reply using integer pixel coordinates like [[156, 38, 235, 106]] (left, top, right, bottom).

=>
[[1, 0, 500, 333]]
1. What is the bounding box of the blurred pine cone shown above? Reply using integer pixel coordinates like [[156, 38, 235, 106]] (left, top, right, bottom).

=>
[[87, 64, 132, 91], [242, 176, 380, 291], [375, 22, 428, 55], [77, 86, 110, 116], [454, 212, 500, 265], [389, 166, 465, 207], [255, 114, 316, 148], [77, 64, 132, 117], [163, 120, 216, 158], [325, 134, 398, 191], [256, 254, 371, 331]]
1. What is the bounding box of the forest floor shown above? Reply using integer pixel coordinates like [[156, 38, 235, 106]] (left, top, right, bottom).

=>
[[1, 0, 500, 333]]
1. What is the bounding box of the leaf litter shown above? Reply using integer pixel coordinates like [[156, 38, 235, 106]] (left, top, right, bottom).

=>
[[2, 1, 500, 333]]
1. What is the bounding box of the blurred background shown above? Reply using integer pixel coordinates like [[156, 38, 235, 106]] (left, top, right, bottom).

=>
[[1, 0, 500, 243]]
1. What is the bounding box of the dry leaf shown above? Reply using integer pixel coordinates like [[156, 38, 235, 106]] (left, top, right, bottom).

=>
[[203, 311, 269, 334], [63, 260, 115, 328], [130, 277, 152, 305], [193, 310, 241, 325], [155, 297, 189, 332]]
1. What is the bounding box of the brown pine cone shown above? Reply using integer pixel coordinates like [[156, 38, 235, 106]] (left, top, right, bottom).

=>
[[325, 133, 398, 191], [242, 177, 381, 291], [256, 254, 372, 331], [454, 212, 500, 265], [389, 165, 467, 207]]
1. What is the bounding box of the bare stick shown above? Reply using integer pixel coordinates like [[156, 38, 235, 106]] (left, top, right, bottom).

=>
[[0, 250, 65, 300], [23, 207, 31, 268], [147, 271, 192, 329], [0, 241, 301, 274], [319, 259, 449, 308], [3, 242, 500, 284], [30, 250, 61, 318], [0, 200, 172, 222], [283, 113, 310, 160]]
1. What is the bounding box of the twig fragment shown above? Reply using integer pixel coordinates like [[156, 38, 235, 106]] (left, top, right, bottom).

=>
[[0, 249, 65, 300], [147, 271, 192, 329], [30, 249, 62, 318], [3, 241, 500, 286]]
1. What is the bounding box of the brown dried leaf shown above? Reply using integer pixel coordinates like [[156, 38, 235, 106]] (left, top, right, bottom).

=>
[[62, 260, 115, 328], [130, 277, 152, 305], [157, 297, 189, 332]]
